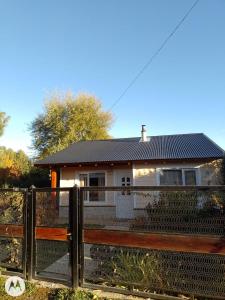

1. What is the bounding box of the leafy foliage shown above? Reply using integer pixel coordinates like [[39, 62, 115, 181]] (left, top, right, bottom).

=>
[[18, 167, 50, 188], [221, 156, 225, 185], [49, 288, 99, 300], [0, 147, 31, 186], [0, 238, 22, 268], [0, 147, 50, 188], [0, 278, 102, 300], [29, 92, 113, 158], [0, 191, 24, 224], [0, 112, 9, 137]]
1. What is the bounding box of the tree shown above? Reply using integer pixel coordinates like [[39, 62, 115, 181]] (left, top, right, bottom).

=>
[[29, 92, 113, 158], [0, 112, 10, 137], [0, 146, 50, 187], [0, 147, 31, 187], [19, 167, 50, 188]]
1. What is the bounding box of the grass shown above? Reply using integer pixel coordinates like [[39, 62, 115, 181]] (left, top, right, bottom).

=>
[[0, 276, 107, 300]]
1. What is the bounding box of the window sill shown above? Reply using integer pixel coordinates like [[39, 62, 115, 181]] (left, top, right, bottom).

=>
[[84, 201, 111, 207]]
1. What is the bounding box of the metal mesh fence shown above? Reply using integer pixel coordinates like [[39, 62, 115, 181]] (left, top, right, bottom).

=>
[[81, 187, 225, 299], [83, 189, 225, 235], [83, 243, 225, 298], [0, 190, 25, 273], [0, 237, 23, 270], [35, 239, 71, 281], [35, 190, 69, 227], [0, 191, 24, 225]]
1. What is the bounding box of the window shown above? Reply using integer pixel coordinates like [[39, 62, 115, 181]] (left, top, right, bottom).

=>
[[159, 169, 197, 186], [160, 170, 183, 186], [184, 170, 196, 185], [79, 172, 105, 202], [121, 177, 131, 187], [121, 177, 131, 195]]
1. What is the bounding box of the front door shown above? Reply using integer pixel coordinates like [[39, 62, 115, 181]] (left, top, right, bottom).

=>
[[115, 170, 134, 219]]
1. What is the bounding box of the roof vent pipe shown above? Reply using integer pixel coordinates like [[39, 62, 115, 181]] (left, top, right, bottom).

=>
[[140, 125, 147, 142]]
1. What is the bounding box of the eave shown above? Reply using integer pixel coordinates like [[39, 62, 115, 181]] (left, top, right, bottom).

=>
[[34, 156, 223, 169]]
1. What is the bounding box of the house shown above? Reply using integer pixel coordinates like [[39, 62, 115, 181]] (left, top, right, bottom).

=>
[[35, 126, 224, 220]]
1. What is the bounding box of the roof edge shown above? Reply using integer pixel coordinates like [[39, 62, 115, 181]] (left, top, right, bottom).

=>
[[34, 156, 222, 168]]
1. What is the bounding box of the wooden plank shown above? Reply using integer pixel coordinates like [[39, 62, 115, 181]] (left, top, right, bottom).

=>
[[84, 229, 225, 255], [35, 227, 68, 241], [0, 224, 24, 238]]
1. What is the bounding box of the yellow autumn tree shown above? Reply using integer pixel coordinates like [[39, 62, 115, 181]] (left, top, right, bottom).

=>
[[29, 92, 113, 158]]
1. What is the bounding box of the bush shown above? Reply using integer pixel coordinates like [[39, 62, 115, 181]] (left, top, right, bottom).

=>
[[49, 288, 99, 300]]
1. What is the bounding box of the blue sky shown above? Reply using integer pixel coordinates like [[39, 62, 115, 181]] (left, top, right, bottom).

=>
[[0, 0, 225, 155]]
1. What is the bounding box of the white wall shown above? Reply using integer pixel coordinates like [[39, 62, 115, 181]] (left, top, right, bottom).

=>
[[60, 167, 115, 206], [59, 160, 222, 210], [132, 160, 221, 209]]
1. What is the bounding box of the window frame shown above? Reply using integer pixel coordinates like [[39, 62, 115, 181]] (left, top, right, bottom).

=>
[[79, 171, 107, 203], [157, 168, 199, 186], [183, 169, 197, 186]]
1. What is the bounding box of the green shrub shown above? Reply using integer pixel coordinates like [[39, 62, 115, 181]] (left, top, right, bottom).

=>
[[49, 288, 99, 300]]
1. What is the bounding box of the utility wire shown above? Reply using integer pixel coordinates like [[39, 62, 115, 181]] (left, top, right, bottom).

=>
[[108, 0, 200, 111]]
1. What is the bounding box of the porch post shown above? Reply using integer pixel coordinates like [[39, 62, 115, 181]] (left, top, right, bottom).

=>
[[51, 169, 57, 188]]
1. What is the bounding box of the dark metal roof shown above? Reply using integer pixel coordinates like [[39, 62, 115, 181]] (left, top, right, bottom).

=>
[[35, 133, 224, 166]]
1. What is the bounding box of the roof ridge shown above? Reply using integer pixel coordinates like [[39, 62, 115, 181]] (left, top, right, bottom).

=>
[[98, 133, 204, 141]]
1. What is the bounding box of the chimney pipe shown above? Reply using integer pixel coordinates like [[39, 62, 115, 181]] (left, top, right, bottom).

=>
[[141, 125, 147, 142]]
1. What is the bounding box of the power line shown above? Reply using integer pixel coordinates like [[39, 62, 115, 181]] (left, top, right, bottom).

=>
[[108, 0, 200, 111]]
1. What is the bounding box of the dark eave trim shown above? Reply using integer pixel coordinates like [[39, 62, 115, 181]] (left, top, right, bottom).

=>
[[34, 156, 222, 169]]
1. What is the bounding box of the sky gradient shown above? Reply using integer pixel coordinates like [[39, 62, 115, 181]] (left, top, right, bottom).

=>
[[0, 0, 224, 156]]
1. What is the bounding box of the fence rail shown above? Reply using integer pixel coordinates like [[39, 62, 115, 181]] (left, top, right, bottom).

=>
[[83, 229, 225, 255]]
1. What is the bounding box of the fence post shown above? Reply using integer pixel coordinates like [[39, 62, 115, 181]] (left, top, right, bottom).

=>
[[70, 186, 79, 289], [79, 188, 84, 286], [26, 186, 35, 281], [22, 188, 29, 279]]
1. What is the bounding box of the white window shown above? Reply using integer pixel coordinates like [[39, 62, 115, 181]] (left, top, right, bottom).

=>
[[79, 172, 105, 202], [159, 169, 197, 186]]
